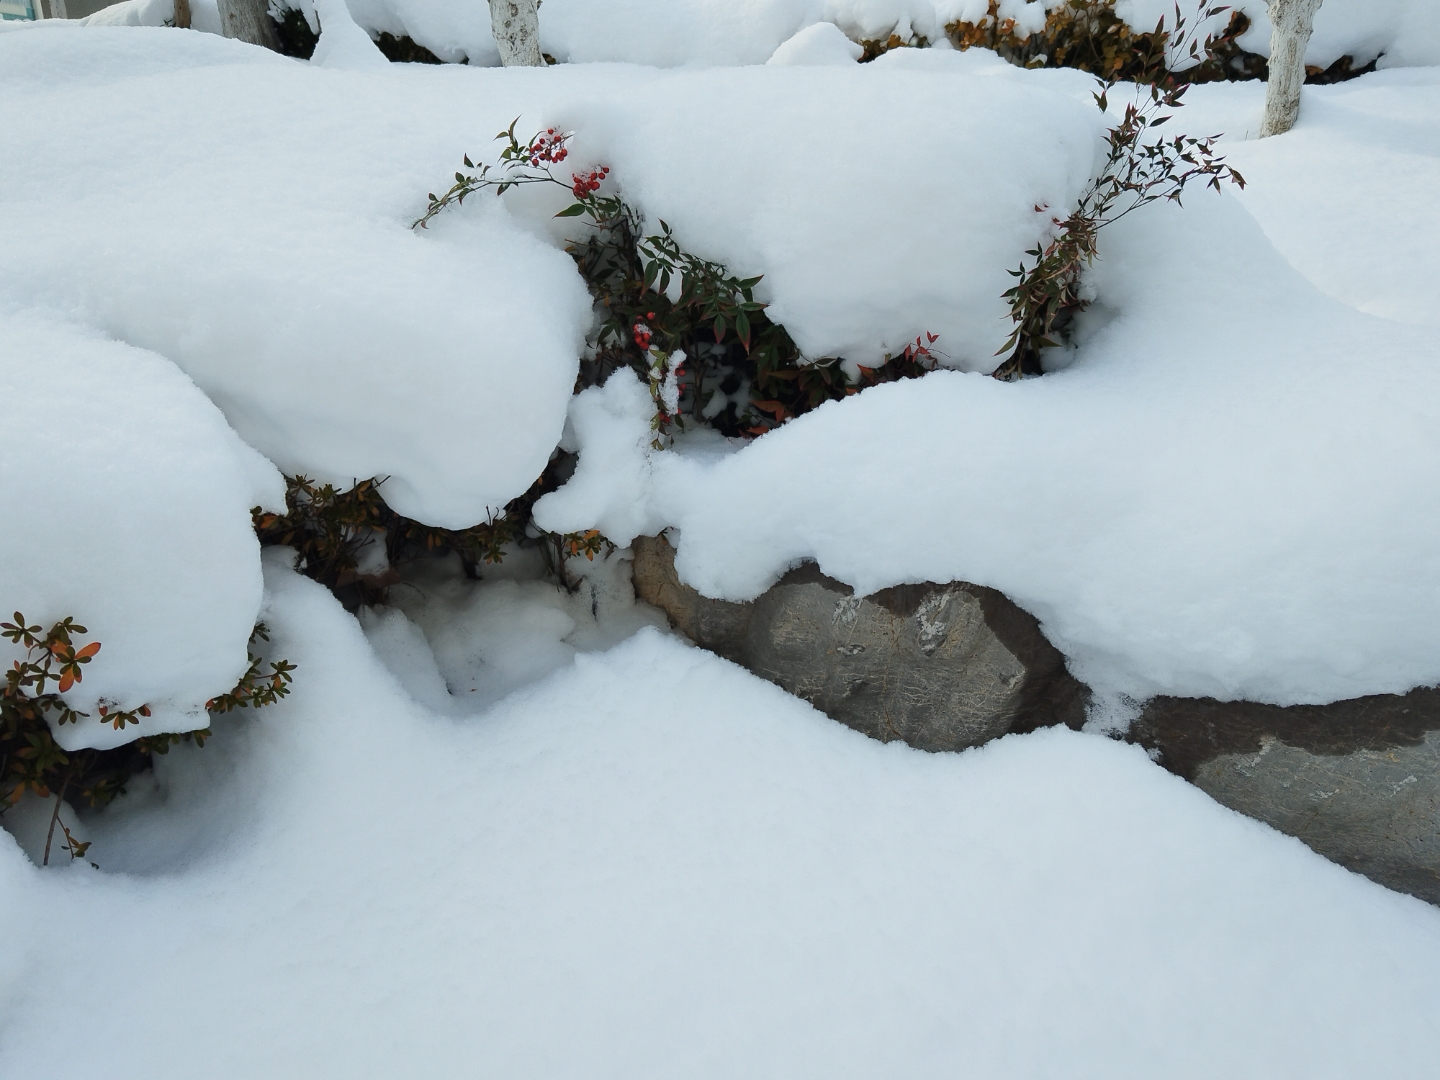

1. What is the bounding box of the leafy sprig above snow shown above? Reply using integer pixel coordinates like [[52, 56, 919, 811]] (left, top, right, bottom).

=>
[[996, 3, 1246, 377]]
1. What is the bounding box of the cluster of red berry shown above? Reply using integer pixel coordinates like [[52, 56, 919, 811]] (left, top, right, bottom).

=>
[[526, 129, 569, 167], [632, 312, 657, 351], [572, 166, 610, 198]]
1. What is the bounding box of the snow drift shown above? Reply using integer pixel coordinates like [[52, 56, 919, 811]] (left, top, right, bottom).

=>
[[2, 564, 1438, 1076]]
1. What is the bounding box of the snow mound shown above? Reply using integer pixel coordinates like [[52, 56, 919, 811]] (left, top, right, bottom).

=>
[[0, 30, 1099, 527], [566, 64, 1102, 366], [310, 0, 389, 68], [0, 28, 593, 529], [2, 564, 1438, 1075], [539, 193, 1440, 707], [768, 20, 864, 65], [81, 0, 223, 34], [0, 310, 282, 750]]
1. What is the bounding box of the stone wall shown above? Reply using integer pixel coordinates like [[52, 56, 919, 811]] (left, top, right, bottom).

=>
[[632, 533, 1440, 906]]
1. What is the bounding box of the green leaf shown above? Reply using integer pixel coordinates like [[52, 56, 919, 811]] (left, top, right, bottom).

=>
[[554, 203, 588, 218]]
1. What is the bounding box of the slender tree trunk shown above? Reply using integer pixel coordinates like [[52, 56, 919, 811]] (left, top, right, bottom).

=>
[[173, 0, 191, 28], [488, 0, 543, 67], [218, 0, 283, 51], [1260, 0, 1324, 137]]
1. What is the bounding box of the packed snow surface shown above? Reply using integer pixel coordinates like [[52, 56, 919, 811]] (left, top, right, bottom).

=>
[[3, 565, 1439, 1077], [0, 309, 281, 749]]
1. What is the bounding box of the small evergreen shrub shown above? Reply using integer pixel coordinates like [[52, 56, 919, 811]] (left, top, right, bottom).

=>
[[943, 1, 1371, 87], [268, 2, 317, 59], [1, 616, 294, 865]]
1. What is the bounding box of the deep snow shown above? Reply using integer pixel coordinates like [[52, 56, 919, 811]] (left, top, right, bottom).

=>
[[1, 25, 1436, 726], [3, 563, 1440, 1078], [2, 17, 1439, 1075], [534, 123, 1440, 707]]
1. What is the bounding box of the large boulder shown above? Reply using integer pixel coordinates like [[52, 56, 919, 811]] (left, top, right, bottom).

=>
[[632, 534, 1089, 752], [1131, 690, 1440, 905]]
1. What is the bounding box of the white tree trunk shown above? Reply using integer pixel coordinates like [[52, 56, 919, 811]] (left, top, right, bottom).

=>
[[218, 0, 282, 51], [1260, 0, 1324, 137], [488, 0, 543, 67]]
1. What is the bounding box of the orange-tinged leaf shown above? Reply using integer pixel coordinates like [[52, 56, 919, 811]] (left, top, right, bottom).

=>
[[76, 642, 101, 660], [58, 672, 75, 694]]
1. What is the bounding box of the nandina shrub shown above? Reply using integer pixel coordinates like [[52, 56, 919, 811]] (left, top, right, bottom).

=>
[[945, 1, 1371, 87], [417, 123, 936, 440], [994, 3, 1245, 377], [0, 615, 294, 866]]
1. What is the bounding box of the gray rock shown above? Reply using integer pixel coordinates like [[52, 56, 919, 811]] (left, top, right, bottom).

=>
[[632, 535, 1088, 752], [1131, 690, 1440, 905]]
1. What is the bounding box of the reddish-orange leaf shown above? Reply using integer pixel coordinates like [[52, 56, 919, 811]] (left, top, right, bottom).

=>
[[76, 642, 101, 660]]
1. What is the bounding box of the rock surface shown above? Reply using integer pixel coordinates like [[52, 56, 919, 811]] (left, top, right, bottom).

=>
[[1132, 690, 1440, 905], [631, 534, 1089, 752]]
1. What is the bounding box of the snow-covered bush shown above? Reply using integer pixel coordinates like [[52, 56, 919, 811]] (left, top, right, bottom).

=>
[[944, 0, 1262, 83], [419, 122, 942, 440], [1, 615, 293, 865]]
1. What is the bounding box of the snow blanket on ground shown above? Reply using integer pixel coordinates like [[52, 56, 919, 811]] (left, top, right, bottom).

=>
[[2, 563, 1438, 1078]]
